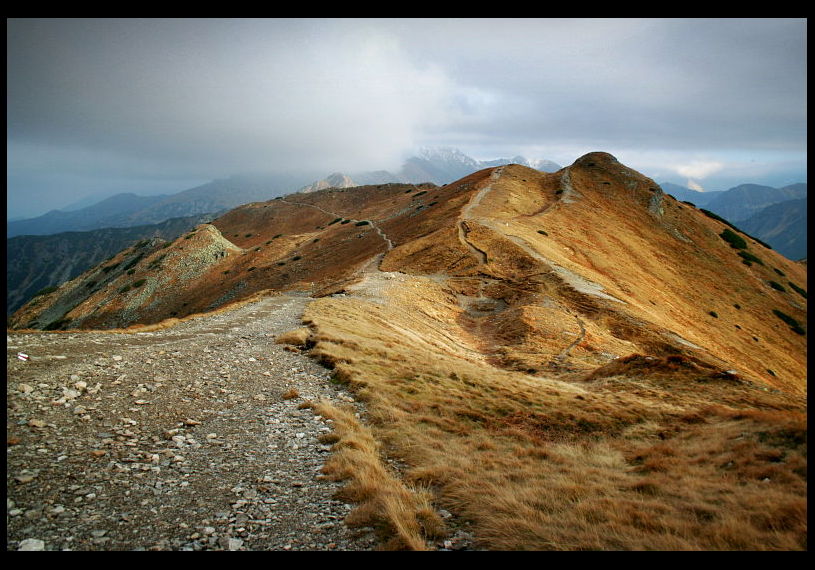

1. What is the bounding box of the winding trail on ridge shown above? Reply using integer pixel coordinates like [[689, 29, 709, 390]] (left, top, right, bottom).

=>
[[457, 169, 502, 266], [278, 198, 396, 296], [456, 166, 594, 367], [278, 198, 393, 256]]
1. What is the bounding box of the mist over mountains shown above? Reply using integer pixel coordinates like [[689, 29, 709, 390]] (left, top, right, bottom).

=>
[[8, 148, 560, 237], [301, 148, 562, 193]]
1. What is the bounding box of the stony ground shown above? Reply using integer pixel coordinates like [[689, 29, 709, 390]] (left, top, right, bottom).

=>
[[6, 293, 382, 551]]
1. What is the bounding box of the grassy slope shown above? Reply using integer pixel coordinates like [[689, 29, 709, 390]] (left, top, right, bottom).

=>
[[292, 157, 806, 550], [300, 272, 806, 550]]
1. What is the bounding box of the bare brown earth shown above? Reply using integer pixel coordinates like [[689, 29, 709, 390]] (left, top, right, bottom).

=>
[[8, 152, 807, 550]]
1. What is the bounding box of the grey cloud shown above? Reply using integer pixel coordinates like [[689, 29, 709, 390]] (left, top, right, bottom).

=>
[[7, 18, 807, 218], [8, 19, 454, 176]]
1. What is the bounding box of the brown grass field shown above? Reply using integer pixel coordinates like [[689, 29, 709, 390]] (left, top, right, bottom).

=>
[[293, 272, 806, 550]]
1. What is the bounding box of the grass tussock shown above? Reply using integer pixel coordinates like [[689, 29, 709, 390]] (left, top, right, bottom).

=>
[[308, 400, 445, 550], [281, 388, 299, 400], [275, 327, 312, 347]]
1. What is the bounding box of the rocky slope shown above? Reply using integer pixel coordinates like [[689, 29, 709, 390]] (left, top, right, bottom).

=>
[[7, 214, 217, 316]]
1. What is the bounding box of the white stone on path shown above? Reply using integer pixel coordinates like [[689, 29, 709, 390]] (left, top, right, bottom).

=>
[[18, 538, 45, 551]]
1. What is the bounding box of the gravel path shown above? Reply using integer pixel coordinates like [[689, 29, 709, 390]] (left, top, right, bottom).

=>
[[6, 293, 378, 551]]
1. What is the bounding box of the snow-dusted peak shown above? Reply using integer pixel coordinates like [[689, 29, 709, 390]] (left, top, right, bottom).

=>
[[416, 147, 480, 169]]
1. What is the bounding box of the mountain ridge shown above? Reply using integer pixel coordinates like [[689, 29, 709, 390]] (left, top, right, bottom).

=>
[[8, 151, 806, 551], [738, 197, 807, 261], [11, 152, 806, 394]]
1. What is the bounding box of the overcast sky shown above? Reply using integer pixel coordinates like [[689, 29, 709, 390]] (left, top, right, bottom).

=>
[[7, 18, 807, 219]]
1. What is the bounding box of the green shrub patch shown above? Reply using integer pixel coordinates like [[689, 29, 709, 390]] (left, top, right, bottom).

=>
[[32, 285, 58, 297], [787, 282, 807, 299], [737, 251, 764, 266], [719, 229, 747, 250], [772, 309, 806, 335]]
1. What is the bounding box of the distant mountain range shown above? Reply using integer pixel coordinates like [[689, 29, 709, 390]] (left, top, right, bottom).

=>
[[659, 181, 807, 260], [8, 149, 561, 237], [6, 148, 561, 316], [6, 173, 312, 238], [383, 147, 562, 185], [301, 148, 562, 193], [738, 198, 807, 262]]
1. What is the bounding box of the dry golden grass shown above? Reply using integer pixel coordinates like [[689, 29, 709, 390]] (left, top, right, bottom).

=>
[[305, 400, 445, 550], [299, 270, 806, 550], [274, 327, 312, 347], [281, 388, 300, 400]]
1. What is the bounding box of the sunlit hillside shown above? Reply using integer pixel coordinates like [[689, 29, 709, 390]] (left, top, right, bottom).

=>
[[10, 152, 806, 550]]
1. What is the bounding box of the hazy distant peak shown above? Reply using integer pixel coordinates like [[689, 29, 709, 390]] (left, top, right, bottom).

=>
[[416, 146, 480, 168], [526, 158, 562, 172], [299, 172, 357, 193], [477, 154, 561, 172]]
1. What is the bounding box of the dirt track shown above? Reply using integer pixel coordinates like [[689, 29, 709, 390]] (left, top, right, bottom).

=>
[[6, 294, 378, 551]]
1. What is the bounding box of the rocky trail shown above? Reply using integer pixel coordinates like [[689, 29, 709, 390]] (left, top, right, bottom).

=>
[[6, 294, 380, 551]]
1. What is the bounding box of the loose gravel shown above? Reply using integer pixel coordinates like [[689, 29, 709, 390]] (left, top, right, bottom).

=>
[[6, 293, 379, 551]]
